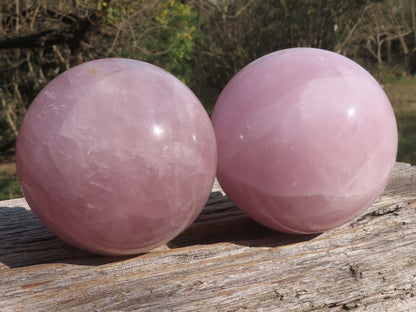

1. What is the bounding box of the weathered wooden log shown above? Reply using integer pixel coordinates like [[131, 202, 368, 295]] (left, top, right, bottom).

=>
[[0, 162, 415, 311]]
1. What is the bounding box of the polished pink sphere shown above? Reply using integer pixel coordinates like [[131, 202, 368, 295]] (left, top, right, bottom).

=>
[[211, 48, 398, 234], [16, 58, 217, 255]]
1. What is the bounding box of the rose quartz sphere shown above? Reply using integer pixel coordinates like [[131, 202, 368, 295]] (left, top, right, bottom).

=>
[[16, 58, 217, 255], [211, 48, 398, 234]]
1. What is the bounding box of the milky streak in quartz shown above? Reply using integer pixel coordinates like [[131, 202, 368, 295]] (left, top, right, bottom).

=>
[[16, 58, 217, 255], [211, 48, 398, 234]]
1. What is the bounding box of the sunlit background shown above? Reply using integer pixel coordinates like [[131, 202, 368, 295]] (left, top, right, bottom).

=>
[[1, 0, 415, 199]]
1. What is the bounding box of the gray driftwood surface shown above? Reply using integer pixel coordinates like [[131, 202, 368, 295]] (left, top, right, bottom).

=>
[[0, 162, 416, 311]]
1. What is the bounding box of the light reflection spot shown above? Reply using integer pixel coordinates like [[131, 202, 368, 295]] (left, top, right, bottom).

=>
[[153, 125, 164, 137]]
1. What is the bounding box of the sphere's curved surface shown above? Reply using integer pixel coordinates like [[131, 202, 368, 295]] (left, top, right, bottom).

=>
[[211, 48, 398, 234], [16, 58, 217, 255]]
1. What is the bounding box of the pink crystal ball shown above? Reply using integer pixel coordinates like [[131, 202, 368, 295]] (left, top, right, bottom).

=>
[[211, 48, 398, 234], [16, 58, 217, 255]]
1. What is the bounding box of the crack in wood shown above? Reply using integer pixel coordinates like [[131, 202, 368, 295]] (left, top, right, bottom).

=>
[[349, 264, 363, 280], [351, 200, 416, 225]]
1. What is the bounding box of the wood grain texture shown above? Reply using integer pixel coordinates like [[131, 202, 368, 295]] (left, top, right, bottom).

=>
[[0, 162, 415, 311]]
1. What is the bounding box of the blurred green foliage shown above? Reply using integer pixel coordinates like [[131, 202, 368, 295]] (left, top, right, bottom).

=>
[[1, 0, 416, 199], [2, 0, 415, 142], [103, 0, 199, 84]]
